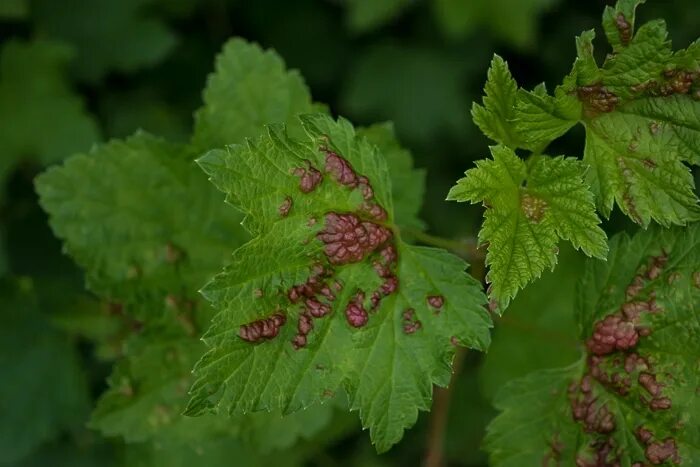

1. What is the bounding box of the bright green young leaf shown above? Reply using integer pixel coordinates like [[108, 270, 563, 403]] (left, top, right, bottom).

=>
[[32, 0, 176, 82], [192, 38, 315, 151], [505, 0, 700, 226], [433, 0, 559, 48], [485, 223, 700, 466], [448, 145, 606, 308], [185, 113, 490, 453], [0, 40, 98, 192], [471, 55, 523, 149], [0, 279, 89, 465]]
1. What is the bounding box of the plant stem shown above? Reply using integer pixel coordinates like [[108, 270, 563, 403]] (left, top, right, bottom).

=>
[[422, 236, 486, 467], [402, 227, 482, 263], [424, 348, 467, 467]]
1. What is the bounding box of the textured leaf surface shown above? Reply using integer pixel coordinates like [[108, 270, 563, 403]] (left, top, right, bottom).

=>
[[479, 245, 582, 398], [0, 279, 89, 465], [36, 133, 244, 309], [186, 113, 490, 452], [34, 39, 363, 452], [470, 55, 523, 149], [485, 224, 700, 466], [510, 0, 700, 226], [357, 123, 426, 231], [0, 40, 98, 191], [192, 38, 314, 151], [448, 146, 606, 308], [32, 0, 176, 82]]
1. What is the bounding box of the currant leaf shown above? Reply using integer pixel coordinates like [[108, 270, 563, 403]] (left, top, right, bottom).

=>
[[447, 145, 606, 308], [192, 38, 315, 151], [36, 132, 244, 311], [485, 223, 700, 466], [508, 0, 700, 226], [34, 38, 367, 452], [471, 55, 524, 149], [185, 113, 490, 452]]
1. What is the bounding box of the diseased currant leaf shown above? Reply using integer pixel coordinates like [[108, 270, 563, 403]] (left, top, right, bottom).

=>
[[186, 113, 490, 453], [356, 123, 426, 231], [32, 0, 177, 82], [485, 224, 700, 466], [508, 0, 700, 226], [36, 130, 339, 451], [0, 40, 98, 193], [447, 145, 606, 308], [0, 279, 89, 465], [35, 38, 357, 453], [192, 38, 315, 151]]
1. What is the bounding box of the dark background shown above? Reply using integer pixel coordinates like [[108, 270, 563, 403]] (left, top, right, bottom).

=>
[[1, 0, 698, 465]]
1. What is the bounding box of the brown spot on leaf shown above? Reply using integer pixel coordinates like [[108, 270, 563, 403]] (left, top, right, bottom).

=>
[[578, 84, 619, 115], [293, 164, 323, 193], [521, 193, 547, 223], [324, 150, 358, 187], [645, 438, 680, 464], [427, 295, 445, 310], [615, 13, 632, 45], [239, 313, 287, 343], [345, 292, 368, 328], [317, 212, 392, 265], [279, 196, 293, 217]]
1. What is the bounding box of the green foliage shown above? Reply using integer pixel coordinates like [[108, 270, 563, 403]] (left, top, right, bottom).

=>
[[192, 38, 315, 151], [36, 133, 243, 309], [0, 39, 98, 193], [512, 0, 700, 226], [0, 0, 27, 19], [341, 43, 473, 146], [344, 0, 411, 33], [452, 0, 700, 308], [485, 223, 700, 466], [35, 38, 342, 459], [433, 0, 558, 48], [6, 0, 700, 464], [186, 113, 490, 452], [478, 244, 582, 397], [32, 0, 176, 82], [0, 279, 89, 465], [448, 145, 606, 308]]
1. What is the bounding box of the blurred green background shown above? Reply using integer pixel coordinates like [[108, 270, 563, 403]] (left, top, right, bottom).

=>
[[1, 0, 698, 465]]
